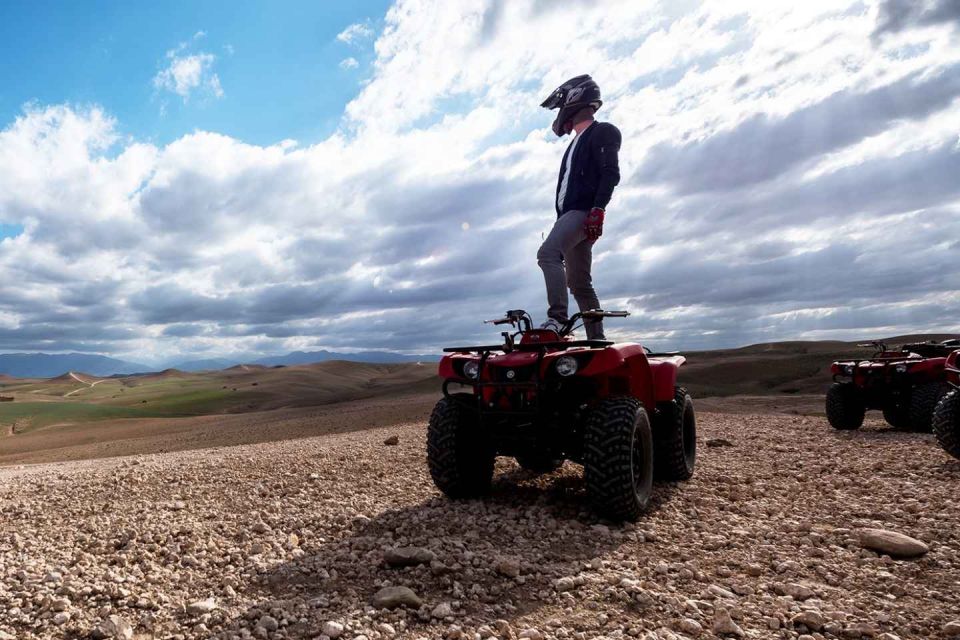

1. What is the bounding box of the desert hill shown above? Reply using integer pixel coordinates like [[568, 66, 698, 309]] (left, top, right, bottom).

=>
[[1, 335, 957, 465]]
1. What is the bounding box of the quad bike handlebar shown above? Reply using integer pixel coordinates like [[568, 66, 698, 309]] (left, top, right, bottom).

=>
[[447, 309, 631, 354], [483, 309, 630, 338], [483, 310, 533, 331], [857, 341, 888, 355], [561, 309, 629, 336]]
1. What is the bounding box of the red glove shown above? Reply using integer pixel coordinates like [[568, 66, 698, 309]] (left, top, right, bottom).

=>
[[584, 207, 605, 242]]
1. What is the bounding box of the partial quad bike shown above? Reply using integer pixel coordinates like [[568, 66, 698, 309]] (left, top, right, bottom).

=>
[[427, 309, 696, 521], [826, 339, 960, 432], [933, 350, 960, 459]]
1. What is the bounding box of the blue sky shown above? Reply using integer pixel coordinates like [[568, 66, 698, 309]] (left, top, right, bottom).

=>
[[0, 0, 958, 363], [0, 0, 390, 146]]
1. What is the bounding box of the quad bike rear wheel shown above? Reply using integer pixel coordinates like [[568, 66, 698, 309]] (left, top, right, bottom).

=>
[[908, 382, 950, 433], [515, 453, 563, 474], [882, 402, 911, 430], [826, 383, 865, 430], [933, 389, 960, 460], [427, 394, 495, 498], [653, 386, 697, 481], [583, 397, 654, 521]]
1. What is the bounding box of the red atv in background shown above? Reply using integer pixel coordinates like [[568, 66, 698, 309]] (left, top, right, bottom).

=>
[[933, 350, 960, 459], [428, 309, 696, 521], [826, 339, 959, 431]]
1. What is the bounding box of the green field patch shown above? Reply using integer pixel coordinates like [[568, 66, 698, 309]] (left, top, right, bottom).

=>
[[0, 402, 156, 433], [134, 389, 262, 415]]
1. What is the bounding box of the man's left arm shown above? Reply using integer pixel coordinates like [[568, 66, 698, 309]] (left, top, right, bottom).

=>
[[593, 123, 621, 209], [585, 123, 622, 241]]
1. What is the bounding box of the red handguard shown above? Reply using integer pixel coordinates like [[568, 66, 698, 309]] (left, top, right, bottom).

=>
[[584, 207, 605, 242]]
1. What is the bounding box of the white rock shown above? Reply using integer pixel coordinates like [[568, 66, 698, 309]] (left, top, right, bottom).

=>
[[186, 597, 218, 614], [555, 576, 576, 592], [53, 612, 71, 625], [432, 602, 454, 618], [92, 616, 134, 640], [322, 621, 345, 638], [713, 608, 744, 637], [518, 629, 543, 640], [678, 618, 703, 636], [859, 528, 929, 558], [707, 585, 736, 600]]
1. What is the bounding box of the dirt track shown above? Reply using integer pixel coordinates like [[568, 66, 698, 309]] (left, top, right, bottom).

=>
[[2, 408, 959, 639]]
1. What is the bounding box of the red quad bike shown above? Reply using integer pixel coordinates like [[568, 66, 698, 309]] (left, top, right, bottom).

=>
[[826, 339, 960, 432], [427, 309, 696, 522], [933, 350, 960, 459]]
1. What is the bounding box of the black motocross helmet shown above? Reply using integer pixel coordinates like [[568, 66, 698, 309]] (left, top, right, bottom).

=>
[[540, 74, 602, 137]]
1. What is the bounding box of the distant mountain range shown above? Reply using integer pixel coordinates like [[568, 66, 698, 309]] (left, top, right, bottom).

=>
[[0, 349, 438, 378], [0, 353, 150, 378]]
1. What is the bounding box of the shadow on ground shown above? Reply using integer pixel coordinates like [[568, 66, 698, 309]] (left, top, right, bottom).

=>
[[223, 465, 678, 638]]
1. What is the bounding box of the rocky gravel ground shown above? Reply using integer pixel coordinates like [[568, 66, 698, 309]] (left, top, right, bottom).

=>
[[2, 411, 960, 640]]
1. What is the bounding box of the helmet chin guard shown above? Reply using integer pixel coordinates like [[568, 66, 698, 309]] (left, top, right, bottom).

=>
[[541, 74, 602, 136]]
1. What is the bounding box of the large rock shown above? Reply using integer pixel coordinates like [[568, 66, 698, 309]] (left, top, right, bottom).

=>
[[186, 597, 218, 614], [371, 586, 422, 609], [384, 546, 435, 567], [713, 608, 744, 637], [774, 582, 815, 601], [257, 616, 279, 632], [858, 528, 929, 558], [792, 610, 824, 631], [92, 615, 134, 640], [496, 556, 521, 578]]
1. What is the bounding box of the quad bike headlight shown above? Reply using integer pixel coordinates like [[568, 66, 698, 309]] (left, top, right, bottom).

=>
[[555, 355, 579, 377], [843, 365, 855, 376], [895, 364, 908, 373], [462, 360, 480, 380]]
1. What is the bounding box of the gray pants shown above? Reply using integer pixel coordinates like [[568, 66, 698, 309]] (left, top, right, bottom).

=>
[[537, 209, 604, 340]]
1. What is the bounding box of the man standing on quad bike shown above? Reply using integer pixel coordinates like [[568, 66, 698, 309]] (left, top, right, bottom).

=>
[[538, 74, 621, 340]]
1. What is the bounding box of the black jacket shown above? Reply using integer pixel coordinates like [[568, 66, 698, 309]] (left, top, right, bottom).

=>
[[555, 121, 621, 217]]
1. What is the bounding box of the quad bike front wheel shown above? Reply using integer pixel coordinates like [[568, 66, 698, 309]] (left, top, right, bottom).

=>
[[427, 393, 495, 498], [908, 382, 950, 433], [583, 397, 654, 521], [653, 386, 697, 481], [934, 389, 960, 459], [882, 402, 911, 430], [826, 383, 865, 430]]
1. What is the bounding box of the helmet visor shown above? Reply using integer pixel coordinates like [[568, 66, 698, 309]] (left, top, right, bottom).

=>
[[540, 74, 591, 110]]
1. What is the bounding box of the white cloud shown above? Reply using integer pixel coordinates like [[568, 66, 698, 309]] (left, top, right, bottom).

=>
[[336, 21, 374, 44], [154, 44, 224, 102], [340, 57, 359, 70], [1, 0, 959, 363]]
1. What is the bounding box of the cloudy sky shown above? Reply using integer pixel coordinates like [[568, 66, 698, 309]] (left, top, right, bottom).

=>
[[0, 0, 958, 364]]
